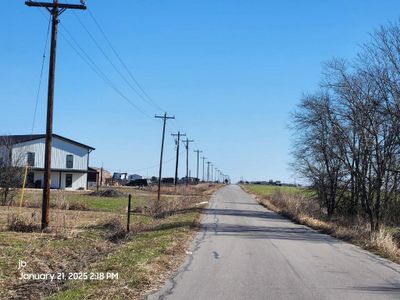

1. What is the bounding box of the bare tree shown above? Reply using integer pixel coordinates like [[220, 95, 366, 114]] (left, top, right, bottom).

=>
[[291, 20, 400, 231], [0, 137, 24, 206]]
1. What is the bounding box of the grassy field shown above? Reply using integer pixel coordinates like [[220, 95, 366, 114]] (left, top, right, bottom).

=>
[[246, 184, 298, 195], [0, 184, 218, 299], [14, 188, 150, 213], [244, 184, 312, 197]]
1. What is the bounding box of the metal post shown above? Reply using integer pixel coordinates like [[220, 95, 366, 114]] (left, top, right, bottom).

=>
[[127, 194, 131, 232]]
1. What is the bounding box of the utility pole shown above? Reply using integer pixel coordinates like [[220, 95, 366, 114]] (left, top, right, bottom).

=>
[[100, 165, 103, 187], [206, 161, 211, 182], [211, 164, 214, 183], [155, 113, 175, 205], [171, 132, 186, 186], [201, 156, 207, 182], [183, 138, 194, 186], [26, 0, 86, 230], [194, 150, 202, 183]]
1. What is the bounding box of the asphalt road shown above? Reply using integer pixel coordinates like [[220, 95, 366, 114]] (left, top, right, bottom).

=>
[[148, 185, 400, 300]]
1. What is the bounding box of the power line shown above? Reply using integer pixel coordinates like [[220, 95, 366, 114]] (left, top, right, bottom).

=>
[[86, 8, 165, 112], [72, 10, 163, 113], [31, 16, 51, 133], [59, 23, 153, 118], [34, 7, 153, 119]]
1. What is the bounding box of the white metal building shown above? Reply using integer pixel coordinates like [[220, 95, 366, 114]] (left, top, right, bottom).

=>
[[0, 134, 95, 190], [128, 174, 142, 181]]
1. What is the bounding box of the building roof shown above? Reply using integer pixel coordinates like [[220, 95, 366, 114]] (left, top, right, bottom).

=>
[[0, 134, 95, 151]]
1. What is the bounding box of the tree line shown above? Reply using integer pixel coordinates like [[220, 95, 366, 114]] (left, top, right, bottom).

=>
[[291, 21, 400, 231]]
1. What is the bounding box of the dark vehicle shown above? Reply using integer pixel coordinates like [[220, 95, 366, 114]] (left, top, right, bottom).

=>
[[161, 177, 174, 185], [126, 179, 149, 187]]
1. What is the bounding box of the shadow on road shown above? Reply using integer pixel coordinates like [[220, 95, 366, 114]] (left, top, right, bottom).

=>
[[203, 208, 284, 220], [200, 208, 335, 243], [351, 286, 400, 294]]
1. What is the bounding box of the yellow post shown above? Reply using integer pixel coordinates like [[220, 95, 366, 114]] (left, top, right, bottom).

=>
[[18, 165, 29, 215]]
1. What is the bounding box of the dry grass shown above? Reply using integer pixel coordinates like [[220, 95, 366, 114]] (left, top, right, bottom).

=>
[[0, 184, 220, 300], [7, 213, 40, 233], [145, 183, 218, 197], [243, 185, 400, 263]]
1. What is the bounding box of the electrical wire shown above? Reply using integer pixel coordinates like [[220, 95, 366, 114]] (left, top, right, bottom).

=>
[[86, 8, 166, 113], [59, 23, 153, 118], [31, 16, 51, 133], [30, 6, 217, 177], [72, 10, 162, 113]]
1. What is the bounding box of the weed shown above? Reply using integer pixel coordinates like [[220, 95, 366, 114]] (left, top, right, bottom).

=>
[[7, 213, 40, 232]]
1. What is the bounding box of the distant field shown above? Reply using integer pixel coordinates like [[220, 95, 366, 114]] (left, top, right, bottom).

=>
[[245, 184, 307, 197]]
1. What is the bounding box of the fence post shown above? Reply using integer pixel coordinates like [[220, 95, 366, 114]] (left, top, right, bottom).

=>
[[127, 194, 131, 232]]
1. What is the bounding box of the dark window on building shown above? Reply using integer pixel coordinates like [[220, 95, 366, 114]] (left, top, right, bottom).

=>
[[66, 174, 73, 188], [66, 155, 73, 169], [27, 172, 35, 187], [27, 152, 35, 167]]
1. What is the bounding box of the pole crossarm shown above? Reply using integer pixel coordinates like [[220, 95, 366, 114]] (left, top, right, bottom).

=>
[[25, 1, 87, 10], [155, 114, 175, 120]]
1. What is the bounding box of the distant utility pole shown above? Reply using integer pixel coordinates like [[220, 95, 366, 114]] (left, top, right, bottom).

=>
[[194, 150, 202, 182], [207, 161, 211, 182], [201, 156, 207, 182], [26, 0, 86, 230], [171, 132, 186, 186], [211, 164, 214, 183], [183, 138, 194, 186], [155, 113, 175, 204], [100, 165, 103, 187]]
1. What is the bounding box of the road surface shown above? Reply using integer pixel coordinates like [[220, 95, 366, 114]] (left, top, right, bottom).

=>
[[148, 185, 400, 300]]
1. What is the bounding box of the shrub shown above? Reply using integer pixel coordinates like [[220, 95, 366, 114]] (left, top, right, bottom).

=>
[[8, 213, 40, 232]]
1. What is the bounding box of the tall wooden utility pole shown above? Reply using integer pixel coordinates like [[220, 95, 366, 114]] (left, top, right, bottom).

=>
[[194, 150, 202, 183], [183, 138, 194, 186], [201, 156, 207, 182], [206, 161, 211, 182], [155, 113, 175, 204], [26, 0, 86, 230], [171, 132, 186, 186], [100, 165, 103, 187]]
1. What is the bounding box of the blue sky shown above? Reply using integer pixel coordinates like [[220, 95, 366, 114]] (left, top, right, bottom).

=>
[[1, 0, 400, 183]]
